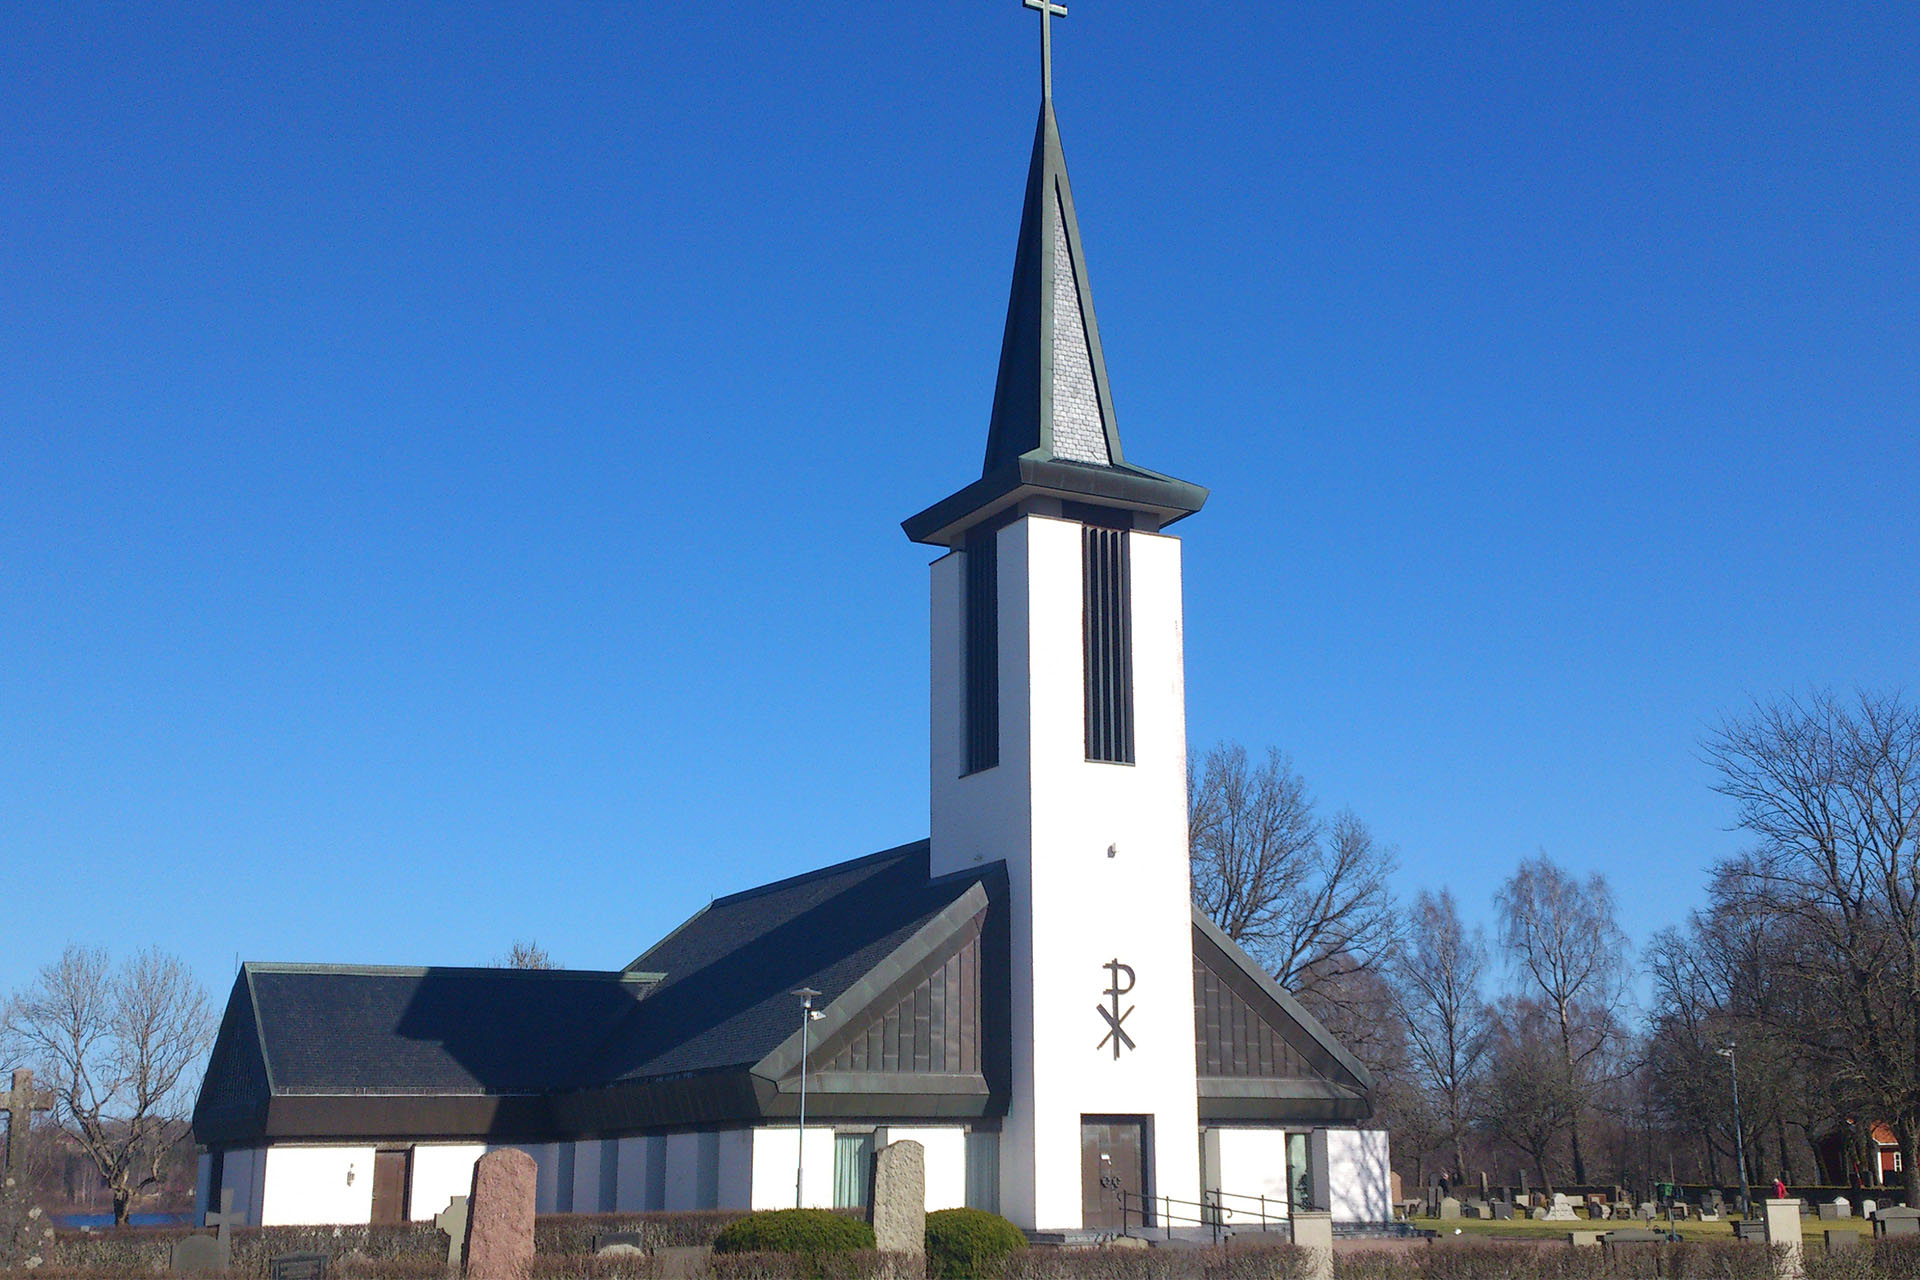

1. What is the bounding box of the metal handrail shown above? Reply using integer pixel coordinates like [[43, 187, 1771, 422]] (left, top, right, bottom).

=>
[[1114, 1186, 1297, 1244]]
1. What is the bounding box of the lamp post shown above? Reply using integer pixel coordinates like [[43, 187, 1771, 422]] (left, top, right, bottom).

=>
[[794, 987, 823, 1209], [1717, 1044, 1752, 1218]]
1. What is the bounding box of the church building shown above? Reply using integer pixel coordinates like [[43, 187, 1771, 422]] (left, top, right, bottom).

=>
[[192, 10, 1391, 1237]]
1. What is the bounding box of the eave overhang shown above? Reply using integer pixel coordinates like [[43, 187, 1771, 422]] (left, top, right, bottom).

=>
[[903, 456, 1207, 547]]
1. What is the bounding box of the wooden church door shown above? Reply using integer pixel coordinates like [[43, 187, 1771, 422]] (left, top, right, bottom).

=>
[[370, 1148, 410, 1224], [1080, 1118, 1148, 1230]]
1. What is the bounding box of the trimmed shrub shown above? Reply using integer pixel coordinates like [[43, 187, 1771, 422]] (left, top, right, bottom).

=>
[[712, 1209, 876, 1259], [925, 1208, 1028, 1279]]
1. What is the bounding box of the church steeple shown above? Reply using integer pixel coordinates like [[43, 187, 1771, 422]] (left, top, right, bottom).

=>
[[981, 99, 1126, 474], [902, 21, 1207, 548]]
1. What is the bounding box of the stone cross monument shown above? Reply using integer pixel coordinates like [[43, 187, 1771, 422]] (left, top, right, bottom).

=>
[[2, 1070, 54, 1177]]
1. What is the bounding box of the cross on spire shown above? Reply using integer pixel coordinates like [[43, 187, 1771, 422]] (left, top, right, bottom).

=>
[[1024, 0, 1068, 101]]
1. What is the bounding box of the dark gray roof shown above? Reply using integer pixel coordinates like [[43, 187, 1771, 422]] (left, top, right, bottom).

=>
[[588, 841, 991, 1081], [247, 964, 657, 1096]]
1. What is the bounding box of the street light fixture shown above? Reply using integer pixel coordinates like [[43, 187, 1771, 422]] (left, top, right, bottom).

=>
[[794, 988, 824, 1208], [1716, 1044, 1752, 1218]]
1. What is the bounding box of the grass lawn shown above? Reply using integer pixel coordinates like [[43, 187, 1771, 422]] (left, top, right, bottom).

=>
[[1405, 1214, 1765, 1241]]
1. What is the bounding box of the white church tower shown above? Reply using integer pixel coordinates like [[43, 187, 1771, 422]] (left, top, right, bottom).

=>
[[902, 5, 1212, 1233]]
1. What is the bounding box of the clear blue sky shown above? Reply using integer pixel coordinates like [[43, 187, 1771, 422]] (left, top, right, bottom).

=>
[[4, 2, 1915, 1005]]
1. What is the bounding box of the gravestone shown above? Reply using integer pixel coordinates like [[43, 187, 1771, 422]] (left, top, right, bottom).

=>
[[1638, 1202, 1656, 1223], [171, 1235, 226, 1275], [1604, 1226, 1666, 1264], [1860, 1200, 1877, 1219], [869, 1139, 926, 1257], [462, 1149, 537, 1280], [1592, 1202, 1612, 1220], [592, 1232, 645, 1256], [271, 1252, 328, 1280], [1465, 1199, 1490, 1220], [1763, 1198, 1804, 1275], [1438, 1196, 1461, 1220], [175, 1189, 238, 1275], [434, 1196, 468, 1273], [1736, 1221, 1768, 1241], [1479, 1172, 1490, 1202], [1291, 1211, 1334, 1280], [1567, 1230, 1602, 1247], [1820, 1199, 1849, 1220], [1, 1071, 53, 1177], [1874, 1207, 1920, 1237], [1491, 1202, 1513, 1221], [1824, 1230, 1860, 1252], [1542, 1193, 1578, 1222]]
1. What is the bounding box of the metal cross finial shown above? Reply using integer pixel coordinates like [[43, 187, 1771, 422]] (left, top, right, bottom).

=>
[[1024, 0, 1068, 101]]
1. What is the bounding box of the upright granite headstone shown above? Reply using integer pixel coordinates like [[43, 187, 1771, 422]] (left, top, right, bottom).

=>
[[869, 1139, 926, 1257], [1860, 1200, 1877, 1219], [1542, 1193, 1578, 1221], [1824, 1230, 1860, 1252], [462, 1149, 537, 1280], [1763, 1198, 1804, 1278], [434, 1196, 469, 1274], [1438, 1196, 1461, 1220]]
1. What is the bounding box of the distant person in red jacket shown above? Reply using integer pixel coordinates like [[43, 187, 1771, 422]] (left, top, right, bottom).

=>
[[1773, 1176, 1788, 1200]]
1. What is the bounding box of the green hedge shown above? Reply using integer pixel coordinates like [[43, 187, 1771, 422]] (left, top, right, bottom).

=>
[[712, 1209, 876, 1260], [925, 1208, 1028, 1279]]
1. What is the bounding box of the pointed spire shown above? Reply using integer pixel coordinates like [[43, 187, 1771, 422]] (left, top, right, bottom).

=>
[[901, 47, 1207, 547], [982, 99, 1125, 475]]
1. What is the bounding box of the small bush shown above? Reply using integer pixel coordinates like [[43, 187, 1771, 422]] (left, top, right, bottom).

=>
[[925, 1208, 1027, 1279], [712, 1210, 876, 1259]]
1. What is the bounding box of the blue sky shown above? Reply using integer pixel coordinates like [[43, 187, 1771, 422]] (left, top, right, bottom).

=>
[[3, 2, 1915, 1006]]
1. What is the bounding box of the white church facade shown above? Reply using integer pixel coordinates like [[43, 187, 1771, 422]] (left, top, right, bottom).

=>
[[193, 17, 1392, 1238]]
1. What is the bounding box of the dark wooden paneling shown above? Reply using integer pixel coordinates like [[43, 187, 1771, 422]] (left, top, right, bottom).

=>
[[1192, 958, 1314, 1080], [825, 931, 983, 1076]]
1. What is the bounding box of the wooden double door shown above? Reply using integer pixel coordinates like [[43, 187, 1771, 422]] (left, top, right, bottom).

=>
[[1080, 1117, 1149, 1231]]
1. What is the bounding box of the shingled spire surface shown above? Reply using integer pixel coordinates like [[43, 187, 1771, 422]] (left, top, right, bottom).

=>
[[984, 99, 1121, 472], [904, 100, 1206, 547]]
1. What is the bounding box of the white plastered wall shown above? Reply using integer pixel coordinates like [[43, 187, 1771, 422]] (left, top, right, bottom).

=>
[[876, 1128, 968, 1211], [218, 1147, 269, 1225], [409, 1144, 486, 1221], [749, 1126, 836, 1210], [1327, 1129, 1392, 1225], [614, 1136, 656, 1211], [194, 1153, 213, 1221], [930, 517, 1202, 1230], [258, 1146, 376, 1225], [1202, 1129, 1292, 1223]]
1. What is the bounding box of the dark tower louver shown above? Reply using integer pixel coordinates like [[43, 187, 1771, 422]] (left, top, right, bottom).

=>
[[964, 526, 1000, 774], [1081, 526, 1134, 763]]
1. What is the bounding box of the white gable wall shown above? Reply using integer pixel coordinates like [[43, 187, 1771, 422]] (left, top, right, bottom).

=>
[[409, 1144, 486, 1221], [1327, 1129, 1392, 1225], [875, 1128, 968, 1211], [749, 1126, 836, 1210], [1202, 1128, 1292, 1224], [259, 1146, 375, 1225]]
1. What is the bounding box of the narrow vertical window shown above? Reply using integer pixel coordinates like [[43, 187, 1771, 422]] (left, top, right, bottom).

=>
[[1083, 526, 1134, 763], [964, 527, 999, 774]]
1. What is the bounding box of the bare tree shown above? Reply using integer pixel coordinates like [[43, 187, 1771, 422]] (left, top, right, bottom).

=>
[[1480, 998, 1581, 1190], [1393, 889, 1492, 1184], [494, 941, 556, 970], [1704, 689, 1920, 1200], [1189, 743, 1401, 1016], [2, 947, 213, 1225], [1495, 855, 1629, 1185]]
